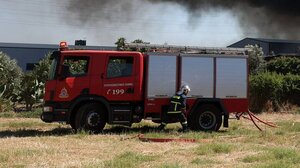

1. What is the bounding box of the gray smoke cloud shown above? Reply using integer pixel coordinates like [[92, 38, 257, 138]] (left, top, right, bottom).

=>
[[65, 0, 139, 25], [65, 0, 300, 40], [149, 0, 300, 39]]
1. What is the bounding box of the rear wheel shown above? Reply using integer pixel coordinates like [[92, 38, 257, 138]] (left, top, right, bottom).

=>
[[74, 103, 107, 133], [192, 105, 222, 131]]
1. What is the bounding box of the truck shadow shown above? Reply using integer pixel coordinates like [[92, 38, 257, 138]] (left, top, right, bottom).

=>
[[102, 126, 160, 134], [0, 126, 166, 138], [0, 126, 225, 138], [0, 128, 74, 138]]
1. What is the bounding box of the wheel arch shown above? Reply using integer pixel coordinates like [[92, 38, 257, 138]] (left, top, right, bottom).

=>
[[68, 95, 110, 127], [188, 98, 229, 128]]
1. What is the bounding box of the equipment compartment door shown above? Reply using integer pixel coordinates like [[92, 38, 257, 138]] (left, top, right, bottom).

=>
[[181, 55, 214, 98], [216, 57, 247, 98], [147, 54, 177, 98]]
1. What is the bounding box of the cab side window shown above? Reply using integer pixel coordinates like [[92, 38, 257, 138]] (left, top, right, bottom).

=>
[[107, 57, 133, 78], [63, 56, 89, 77]]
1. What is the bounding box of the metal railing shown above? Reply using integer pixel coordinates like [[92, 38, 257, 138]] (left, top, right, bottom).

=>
[[125, 43, 248, 55]]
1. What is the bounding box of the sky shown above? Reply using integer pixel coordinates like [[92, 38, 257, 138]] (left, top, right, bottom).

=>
[[0, 0, 263, 47]]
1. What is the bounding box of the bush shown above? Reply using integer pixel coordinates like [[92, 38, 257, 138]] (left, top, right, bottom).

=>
[[266, 57, 300, 75], [14, 53, 51, 111], [31, 53, 51, 100], [250, 72, 300, 112], [250, 72, 283, 112], [0, 52, 22, 99], [0, 51, 22, 112], [16, 72, 38, 111], [0, 98, 13, 112], [0, 51, 51, 112], [281, 74, 300, 105]]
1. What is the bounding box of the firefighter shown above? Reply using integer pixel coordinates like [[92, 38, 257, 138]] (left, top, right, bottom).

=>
[[158, 85, 190, 132]]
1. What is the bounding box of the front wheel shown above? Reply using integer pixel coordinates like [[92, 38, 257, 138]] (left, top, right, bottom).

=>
[[192, 105, 222, 131], [74, 103, 107, 133]]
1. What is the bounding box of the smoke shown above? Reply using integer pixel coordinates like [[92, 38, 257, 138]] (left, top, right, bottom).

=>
[[65, 0, 139, 25], [148, 0, 300, 39], [65, 0, 300, 40], [64, 0, 159, 44]]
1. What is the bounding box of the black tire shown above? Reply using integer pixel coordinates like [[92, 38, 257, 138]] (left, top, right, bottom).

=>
[[192, 105, 222, 131], [74, 103, 107, 133]]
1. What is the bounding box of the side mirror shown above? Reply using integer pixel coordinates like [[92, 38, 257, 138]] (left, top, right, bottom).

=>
[[60, 64, 70, 79]]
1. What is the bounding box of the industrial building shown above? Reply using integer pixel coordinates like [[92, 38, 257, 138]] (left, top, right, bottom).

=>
[[0, 42, 116, 71], [228, 38, 300, 57], [1, 38, 300, 71]]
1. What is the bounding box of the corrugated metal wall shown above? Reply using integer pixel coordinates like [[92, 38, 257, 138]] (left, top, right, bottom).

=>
[[0, 43, 116, 71]]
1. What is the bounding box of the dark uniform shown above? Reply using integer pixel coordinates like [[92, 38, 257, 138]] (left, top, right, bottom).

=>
[[158, 91, 188, 131]]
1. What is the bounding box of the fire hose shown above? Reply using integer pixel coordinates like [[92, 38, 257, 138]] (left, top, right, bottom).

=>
[[235, 109, 278, 131]]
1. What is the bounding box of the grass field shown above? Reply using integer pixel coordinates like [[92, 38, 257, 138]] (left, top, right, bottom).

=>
[[0, 111, 299, 168]]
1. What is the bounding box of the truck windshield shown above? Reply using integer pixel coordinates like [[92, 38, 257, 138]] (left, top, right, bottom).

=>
[[48, 57, 58, 80]]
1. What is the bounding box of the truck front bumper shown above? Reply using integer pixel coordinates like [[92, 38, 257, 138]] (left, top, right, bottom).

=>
[[41, 105, 68, 123]]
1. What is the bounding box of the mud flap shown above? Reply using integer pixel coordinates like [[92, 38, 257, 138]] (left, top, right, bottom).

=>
[[223, 114, 229, 127]]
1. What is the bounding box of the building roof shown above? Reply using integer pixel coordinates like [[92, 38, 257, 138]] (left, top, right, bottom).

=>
[[247, 38, 300, 44], [0, 42, 58, 49], [241, 38, 300, 44], [0, 42, 116, 50]]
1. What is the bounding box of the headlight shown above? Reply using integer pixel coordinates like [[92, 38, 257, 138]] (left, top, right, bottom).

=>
[[43, 106, 53, 112]]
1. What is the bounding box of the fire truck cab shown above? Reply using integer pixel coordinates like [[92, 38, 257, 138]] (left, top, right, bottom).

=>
[[41, 42, 248, 132]]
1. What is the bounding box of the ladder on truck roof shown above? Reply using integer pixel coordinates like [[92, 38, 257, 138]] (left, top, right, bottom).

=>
[[125, 43, 248, 55]]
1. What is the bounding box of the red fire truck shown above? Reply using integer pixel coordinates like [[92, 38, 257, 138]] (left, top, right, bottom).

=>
[[41, 42, 248, 132]]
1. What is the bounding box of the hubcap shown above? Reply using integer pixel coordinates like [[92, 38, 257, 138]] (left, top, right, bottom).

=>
[[86, 111, 100, 127], [199, 111, 216, 129]]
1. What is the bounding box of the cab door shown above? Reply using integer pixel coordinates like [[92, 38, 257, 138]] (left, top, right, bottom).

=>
[[54, 54, 90, 102], [103, 54, 136, 101]]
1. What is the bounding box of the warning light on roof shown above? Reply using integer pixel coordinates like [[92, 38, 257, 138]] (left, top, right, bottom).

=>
[[59, 41, 68, 51]]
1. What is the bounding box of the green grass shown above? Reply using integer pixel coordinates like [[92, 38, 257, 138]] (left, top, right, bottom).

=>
[[242, 153, 269, 163], [270, 148, 300, 164], [0, 148, 56, 167], [195, 143, 234, 155], [277, 121, 300, 132], [191, 158, 219, 165], [296, 109, 300, 115], [242, 147, 300, 168], [0, 153, 9, 162], [72, 130, 91, 139], [12, 149, 44, 157], [159, 163, 181, 168], [0, 113, 299, 167], [0, 108, 41, 118], [104, 151, 156, 168], [0, 121, 45, 129]]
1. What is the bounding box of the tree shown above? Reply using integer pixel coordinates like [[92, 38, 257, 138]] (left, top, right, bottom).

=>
[[132, 39, 144, 43], [115, 37, 126, 50], [246, 44, 265, 75], [130, 39, 148, 52]]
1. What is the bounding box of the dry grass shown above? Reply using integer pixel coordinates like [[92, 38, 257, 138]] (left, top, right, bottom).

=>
[[0, 112, 299, 168]]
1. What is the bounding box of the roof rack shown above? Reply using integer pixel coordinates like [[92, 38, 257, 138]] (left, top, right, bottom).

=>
[[125, 43, 248, 55]]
